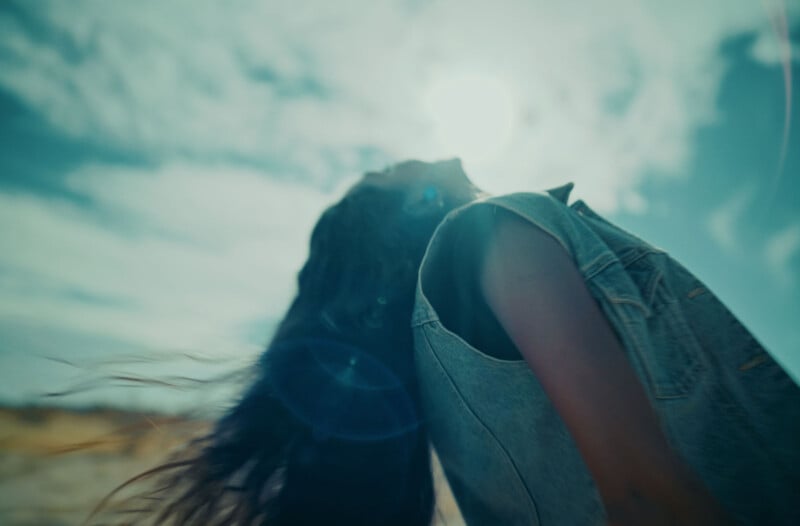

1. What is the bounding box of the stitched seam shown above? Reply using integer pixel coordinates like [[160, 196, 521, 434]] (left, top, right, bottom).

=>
[[411, 311, 438, 327], [475, 198, 573, 256], [572, 200, 667, 254], [428, 322, 528, 367], [420, 325, 541, 523], [582, 253, 617, 280], [620, 248, 664, 266], [588, 275, 652, 318]]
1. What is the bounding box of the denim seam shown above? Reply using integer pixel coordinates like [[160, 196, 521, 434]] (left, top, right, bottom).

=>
[[427, 321, 528, 368], [662, 299, 705, 396], [620, 314, 667, 400], [619, 247, 665, 267], [475, 199, 573, 256], [420, 324, 541, 523], [581, 252, 618, 280], [588, 272, 652, 318], [612, 298, 702, 400], [572, 200, 667, 254], [411, 311, 438, 327]]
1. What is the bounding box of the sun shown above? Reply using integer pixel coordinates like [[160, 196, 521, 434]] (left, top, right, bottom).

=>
[[424, 69, 517, 166]]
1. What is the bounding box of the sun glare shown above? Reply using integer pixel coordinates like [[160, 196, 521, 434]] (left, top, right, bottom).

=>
[[425, 69, 517, 166]]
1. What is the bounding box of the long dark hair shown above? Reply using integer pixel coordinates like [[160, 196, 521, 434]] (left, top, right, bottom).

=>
[[92, 159, 477, 525]]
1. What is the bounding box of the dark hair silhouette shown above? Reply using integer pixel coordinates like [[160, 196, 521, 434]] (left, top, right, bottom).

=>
[[94, 159, 478, 525]]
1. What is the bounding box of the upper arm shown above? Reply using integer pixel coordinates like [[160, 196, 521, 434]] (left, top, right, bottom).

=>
[[478, 209, 713, 512]]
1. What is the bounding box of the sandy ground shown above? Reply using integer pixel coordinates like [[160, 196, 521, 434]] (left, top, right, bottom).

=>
[[0, 406, 463, 525]]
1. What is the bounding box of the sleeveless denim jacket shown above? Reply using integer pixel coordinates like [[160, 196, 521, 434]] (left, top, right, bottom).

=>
[[411, 185, 800, 525]]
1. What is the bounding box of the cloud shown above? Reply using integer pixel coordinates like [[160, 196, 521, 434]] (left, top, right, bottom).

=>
[[2, 0, 800, 408], [765, 222, 800, 287], [748, 1, 800, 65], [1, 0, 797, 207], [0, 163, 341, 356], [750, 30, 800, 65], [706, 187, 799, 289], [706, 185, 755, 252]]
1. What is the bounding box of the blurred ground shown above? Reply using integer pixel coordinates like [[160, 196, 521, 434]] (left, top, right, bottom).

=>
[[0, 406, 463, 525]]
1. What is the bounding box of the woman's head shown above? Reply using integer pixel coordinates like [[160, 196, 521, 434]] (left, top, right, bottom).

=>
[[102, 159, 479, 526], [280, 158, 480, 367]]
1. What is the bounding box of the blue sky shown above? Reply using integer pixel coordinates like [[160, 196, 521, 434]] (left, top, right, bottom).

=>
[[0, 0, 798, 414]]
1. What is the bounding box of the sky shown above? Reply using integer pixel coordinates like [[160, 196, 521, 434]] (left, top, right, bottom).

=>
[[0, 0, 798, 415]]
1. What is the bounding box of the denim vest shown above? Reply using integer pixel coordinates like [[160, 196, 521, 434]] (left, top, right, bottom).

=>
[[411, 185, 800, 525]]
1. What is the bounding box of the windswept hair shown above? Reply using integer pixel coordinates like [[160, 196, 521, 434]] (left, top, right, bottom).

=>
[[91, 159, 476, 525]]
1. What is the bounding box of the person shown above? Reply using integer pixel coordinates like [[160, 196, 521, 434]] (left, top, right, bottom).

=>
[[99, 159, 799, 525], [411, 162, 800, 525]]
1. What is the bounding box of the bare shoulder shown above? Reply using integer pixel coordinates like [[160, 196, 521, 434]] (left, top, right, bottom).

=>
[[480, 205, 582, 307]]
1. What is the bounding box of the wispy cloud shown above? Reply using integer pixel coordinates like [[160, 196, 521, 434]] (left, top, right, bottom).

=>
[[765, 222, 800, 287], [749, 1, 800, 65], [706, 185, 755, 252], [751, 30, 800, 65], [706, 188, 799, 289], [0, 163, 339, 355]]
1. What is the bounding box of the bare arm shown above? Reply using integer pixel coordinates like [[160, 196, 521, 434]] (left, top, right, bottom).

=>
[[479, 211, 730, 525]]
